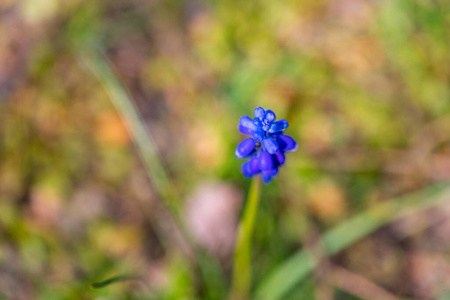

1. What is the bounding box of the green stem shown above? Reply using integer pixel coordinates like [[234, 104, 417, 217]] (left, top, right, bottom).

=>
[[230, 177, 262, 300]]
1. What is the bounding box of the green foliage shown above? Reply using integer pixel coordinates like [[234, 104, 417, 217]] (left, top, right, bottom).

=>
[[0, 0, 449, 299], [90, 274, 137, 289]]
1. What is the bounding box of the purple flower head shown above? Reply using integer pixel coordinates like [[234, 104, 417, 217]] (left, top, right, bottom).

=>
[[236, 107, 297, 183]]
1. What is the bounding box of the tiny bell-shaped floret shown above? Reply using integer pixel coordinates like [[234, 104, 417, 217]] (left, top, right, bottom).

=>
[[235, 138, 255, 159]]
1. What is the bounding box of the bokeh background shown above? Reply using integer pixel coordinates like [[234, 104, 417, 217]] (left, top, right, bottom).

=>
[[0, 0, 449, 299]]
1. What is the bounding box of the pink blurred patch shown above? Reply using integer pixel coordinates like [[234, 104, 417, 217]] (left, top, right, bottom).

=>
[[185, 182, 243, 258]]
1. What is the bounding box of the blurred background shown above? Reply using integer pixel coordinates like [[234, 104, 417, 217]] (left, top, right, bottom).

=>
[[0, 0, 449, 299]]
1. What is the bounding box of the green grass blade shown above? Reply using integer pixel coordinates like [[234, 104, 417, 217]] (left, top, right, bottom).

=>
[[255, 184, 450, 300], [80, 48, 230, 297], [230, 177, 262, 300], [90, 274, 137, 289], [80, 48, 181, 217]]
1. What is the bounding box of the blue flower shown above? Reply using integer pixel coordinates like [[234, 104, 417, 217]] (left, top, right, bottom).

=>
[[235, 107, 297, 183]]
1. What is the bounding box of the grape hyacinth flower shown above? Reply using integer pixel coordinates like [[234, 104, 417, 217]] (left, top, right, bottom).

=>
[[235, 107, 297, 183]]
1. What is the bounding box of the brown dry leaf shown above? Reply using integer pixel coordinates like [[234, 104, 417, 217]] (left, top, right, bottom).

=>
[[409, 251, 450, 299], [308, 179, 347, 221], [29, 186, 63, 226], [94, 224, 142, 257], [260, 77, 298, 107], [188, 123, 226, 171], [301, 115, 334, 153], [328, 0, 374, 30], [346, 238, 406, 290], [326, 36, 384, 79], [20, 0, 59, 25], [96, 111, 130, 146]]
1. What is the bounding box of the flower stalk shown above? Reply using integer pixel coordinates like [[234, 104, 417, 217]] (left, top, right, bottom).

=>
[[229, 176, 262, 300]]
